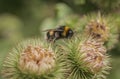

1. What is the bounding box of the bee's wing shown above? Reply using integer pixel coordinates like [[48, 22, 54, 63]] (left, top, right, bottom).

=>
[[42, 29, 54, 32], [54, 29, 63, 32], [42, 28, 63, 32]]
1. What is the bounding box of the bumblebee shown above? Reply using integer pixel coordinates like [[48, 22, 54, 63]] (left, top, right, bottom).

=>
[[44, 25, 74, 42]]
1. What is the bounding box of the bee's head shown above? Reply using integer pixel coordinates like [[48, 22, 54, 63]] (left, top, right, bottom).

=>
[[68, 29, 74, 37]]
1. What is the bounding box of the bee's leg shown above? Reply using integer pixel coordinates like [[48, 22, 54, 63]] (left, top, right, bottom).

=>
[[52, 38, 57, 43], [48, 38, 56, 43], [55, 32, 60, 38], [46, 38, 51, 42]]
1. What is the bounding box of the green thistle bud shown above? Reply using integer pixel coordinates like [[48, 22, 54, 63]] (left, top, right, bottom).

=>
[[1, 39, 64, 79]]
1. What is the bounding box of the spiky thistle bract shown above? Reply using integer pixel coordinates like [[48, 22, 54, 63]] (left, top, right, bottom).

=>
[[57, 37, 94, 79]]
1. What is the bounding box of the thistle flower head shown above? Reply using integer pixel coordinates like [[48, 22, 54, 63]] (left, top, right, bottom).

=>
[[85, 17, 109, 41], [58, 38, 94, 79], [1, 39, 64, 79], [84, 14, 119, 50], [19, 45, 55, 75], [80, 38, 109, 73], [59, 35, 111, 79]]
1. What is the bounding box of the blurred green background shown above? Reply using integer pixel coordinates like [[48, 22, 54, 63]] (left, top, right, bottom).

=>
[[0, 0, 120, 79]]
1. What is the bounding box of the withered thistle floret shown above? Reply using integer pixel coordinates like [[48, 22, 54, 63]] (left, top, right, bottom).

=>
[[19, 45, 55, 75], [80, 38, 109, 73], [85, 17, 109, 42]]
